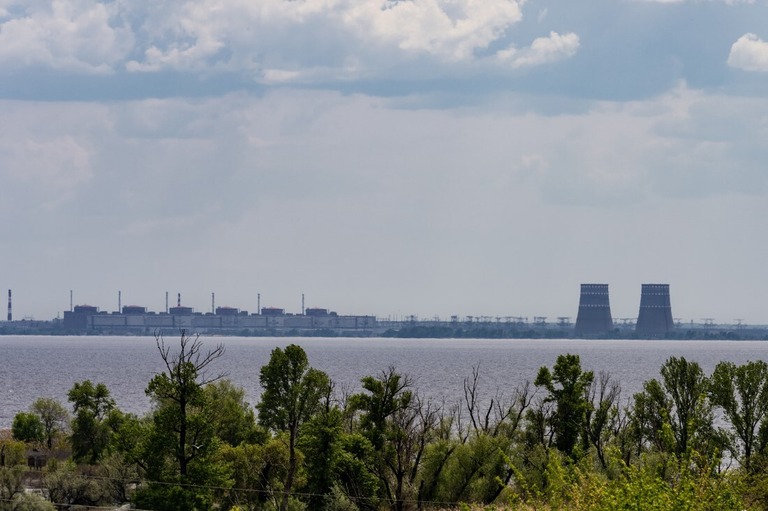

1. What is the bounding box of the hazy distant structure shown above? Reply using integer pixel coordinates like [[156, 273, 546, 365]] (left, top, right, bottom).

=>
[[7, 290, 12, 321], [636, 284, 674, 336], [574, 284, 613, 336]]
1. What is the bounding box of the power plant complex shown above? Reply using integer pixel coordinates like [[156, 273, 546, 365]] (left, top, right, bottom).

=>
[[0, 284, 762, 339]]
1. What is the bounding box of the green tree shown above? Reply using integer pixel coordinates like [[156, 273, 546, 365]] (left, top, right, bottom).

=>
[[534, 354, 594, 458], [68, 380, 116, 464], [633, 356, 716, 459], [217, 438, 290, 511], [0, 439, 27, 508], [710, 360, 768, 471], [257, 344, 331, 511], [203, 379, 262, 446], [298, 388, 343, 509], [30, 398, 68, 450], [350, 368, 437, 511], [11, 412, 44, 444], [136, 331, 227, 511]]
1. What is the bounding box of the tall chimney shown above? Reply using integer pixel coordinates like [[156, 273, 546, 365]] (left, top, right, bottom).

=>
[[302, 293, 305, 315], [212, 292, 215, 314], [70, 290, 73, 312], [118, 290, 122, 313], [257, 293, 261, 315], [7, 289, 11, 322], [177, 293, 181, 307], [165, 291, 169, 314]]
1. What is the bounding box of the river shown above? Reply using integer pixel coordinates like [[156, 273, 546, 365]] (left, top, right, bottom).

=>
[[1, 335, 767, 428]]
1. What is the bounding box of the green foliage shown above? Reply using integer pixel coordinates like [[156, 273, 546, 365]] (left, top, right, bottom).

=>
[[217, 437, 291, 511], [30, 397, 68, 450], [350, 368, 413, 452], [0, 439, 27, 468], [257, 344, 330, 435], [258, 344, 331, 511], [136, 331, 229, 509], [8, 492, 56, 511], [333, 432, 380, 511], [710, 360, 768, 471], [18, 347, 768, 511], [44, 461, 113, 507], [534, 354, 594, 458], [632, 357, 717, 459], [0, 465, 25, 506], [11, 412, 44, 445], [300, 404, 344, 509], [349, 368, 438, 511], [68, 380, 116, 464], [204, 379, 264, 446], [133, 483, 214, 511], [420, 433, 512, 504]]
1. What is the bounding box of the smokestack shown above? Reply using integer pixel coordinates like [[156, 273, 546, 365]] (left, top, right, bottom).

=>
[[118, 290, 122, 313], [302, 293, 305, 315], [257, 293, 261, 315], [636, 284, 674, 337], [7, 289, 11, 322], [177, 293, 181, 307], [70, 290, 73, 312], [212, 292, 215, 314], [574, 284, 613, 336], [165, 292, 169, 314]]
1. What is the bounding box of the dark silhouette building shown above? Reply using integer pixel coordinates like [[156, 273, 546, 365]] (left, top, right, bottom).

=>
[[635, 284, 674, 336], [574, 284, 614, 336]]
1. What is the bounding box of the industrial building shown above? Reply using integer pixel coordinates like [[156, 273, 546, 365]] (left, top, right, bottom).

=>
[[62, 303, 376, 335]]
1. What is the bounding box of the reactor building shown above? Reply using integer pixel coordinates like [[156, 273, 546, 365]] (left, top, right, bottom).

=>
[[635, 283, 674, 336], [574, 284, 614, 336]]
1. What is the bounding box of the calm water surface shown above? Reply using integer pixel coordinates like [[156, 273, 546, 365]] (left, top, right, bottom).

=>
[[1, 335, 767, 428]]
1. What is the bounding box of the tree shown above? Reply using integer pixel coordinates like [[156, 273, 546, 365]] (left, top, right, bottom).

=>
[[534, 353, 594, 458], [136, 331, 227, 511], [30, 398, 68, 450], [203, 379, 262, 446], [298, 384, 343, 509], [583, 370, 622, 469], [350, 368, 438, 511], [632, 356, 715, 459], [710, 360, 768, 471], [11, 412, 44, 444], [68, 380, 116, 464], [257, 344, 331, 511]]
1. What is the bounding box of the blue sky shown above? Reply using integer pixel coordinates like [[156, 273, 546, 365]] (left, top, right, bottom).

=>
[[2, 0, 768, 324]]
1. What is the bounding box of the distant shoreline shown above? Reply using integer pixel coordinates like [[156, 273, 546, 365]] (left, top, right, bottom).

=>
[[1, 319, 767, 341]]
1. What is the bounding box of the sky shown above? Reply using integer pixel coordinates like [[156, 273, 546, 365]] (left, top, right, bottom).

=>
[[2, 0, 768, 325]]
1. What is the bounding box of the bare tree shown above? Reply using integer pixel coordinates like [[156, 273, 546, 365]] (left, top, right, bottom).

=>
[[146, 330, 226, 477]]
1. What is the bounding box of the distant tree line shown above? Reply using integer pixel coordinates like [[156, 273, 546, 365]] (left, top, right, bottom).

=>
[[4, 332, 768, 510]]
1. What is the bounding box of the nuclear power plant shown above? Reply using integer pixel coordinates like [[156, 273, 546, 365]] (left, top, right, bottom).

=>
[[3, 283, 766, 339], [574, 284, 614, 336], [635, 284, 675, 336]]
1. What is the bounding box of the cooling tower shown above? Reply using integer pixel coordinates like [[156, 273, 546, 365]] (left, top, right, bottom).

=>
[[635, 284, 674, 336], [574, 284, 613, 336]]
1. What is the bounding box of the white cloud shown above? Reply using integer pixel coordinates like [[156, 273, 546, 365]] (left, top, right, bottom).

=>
[[497, 31, 580, 68], [341, 0, 524, 61], [121, 0, 562, 77], [0, 0, 134, 73], [728, 33, 768, 71]]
